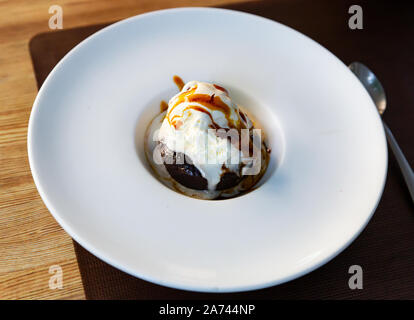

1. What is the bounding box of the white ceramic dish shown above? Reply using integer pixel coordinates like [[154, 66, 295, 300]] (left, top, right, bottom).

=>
[[28, 7, 387, 292]]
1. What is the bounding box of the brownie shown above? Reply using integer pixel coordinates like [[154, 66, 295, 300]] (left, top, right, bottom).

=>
[[159, 143, 241, 191]]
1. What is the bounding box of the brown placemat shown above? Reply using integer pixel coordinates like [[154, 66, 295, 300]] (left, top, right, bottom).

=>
[[29, 0, 414, 299]]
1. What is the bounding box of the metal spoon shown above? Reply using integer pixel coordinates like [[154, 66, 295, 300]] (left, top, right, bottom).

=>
[[349, 62, 414, 203]]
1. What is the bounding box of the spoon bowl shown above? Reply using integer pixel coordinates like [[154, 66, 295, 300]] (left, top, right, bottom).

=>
[[349, 62, 387, 115]]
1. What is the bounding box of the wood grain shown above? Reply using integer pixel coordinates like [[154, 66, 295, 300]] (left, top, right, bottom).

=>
[[0, 0, 254, 300]]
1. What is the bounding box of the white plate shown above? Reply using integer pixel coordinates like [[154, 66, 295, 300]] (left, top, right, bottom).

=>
[[28, 8, 387, 292]]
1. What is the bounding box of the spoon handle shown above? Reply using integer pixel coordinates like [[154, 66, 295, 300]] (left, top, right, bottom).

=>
[[383, 122, 414, 203]]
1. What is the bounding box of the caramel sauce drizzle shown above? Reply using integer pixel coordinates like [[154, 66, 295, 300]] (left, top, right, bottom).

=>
[[173, 75, 185, 91], [213, 84, 228, 94], [185, 105, 221, 129], [160, 100, 168, 112], [238, 110, 246, 122], [166, 85, 198, 122], [165, 77, 244, 131], [167, 90, 241, 129], [170, 105, 221, 129]]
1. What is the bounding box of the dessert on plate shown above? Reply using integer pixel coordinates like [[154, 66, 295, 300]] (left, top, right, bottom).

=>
[[145, 77, 270, 200]]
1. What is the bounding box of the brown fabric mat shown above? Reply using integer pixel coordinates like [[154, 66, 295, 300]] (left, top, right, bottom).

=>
[[29, 0, 414, 299]]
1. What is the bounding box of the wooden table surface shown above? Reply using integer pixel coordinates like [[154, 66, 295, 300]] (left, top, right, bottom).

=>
[[0, 0, 253, 300]]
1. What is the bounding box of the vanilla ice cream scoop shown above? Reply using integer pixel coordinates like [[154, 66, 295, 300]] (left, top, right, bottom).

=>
[[157, 81, 253, 191], [145, 78, 269, 200]]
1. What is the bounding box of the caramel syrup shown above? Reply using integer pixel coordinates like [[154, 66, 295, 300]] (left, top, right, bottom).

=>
[[173, 75, 185, 91], [166, 77, 245, 131], [213, 84, 228, 94], [160, 100, 168, 112]]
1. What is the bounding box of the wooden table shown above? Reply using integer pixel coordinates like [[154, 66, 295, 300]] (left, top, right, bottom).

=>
[[0, 0, 253, 300]]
